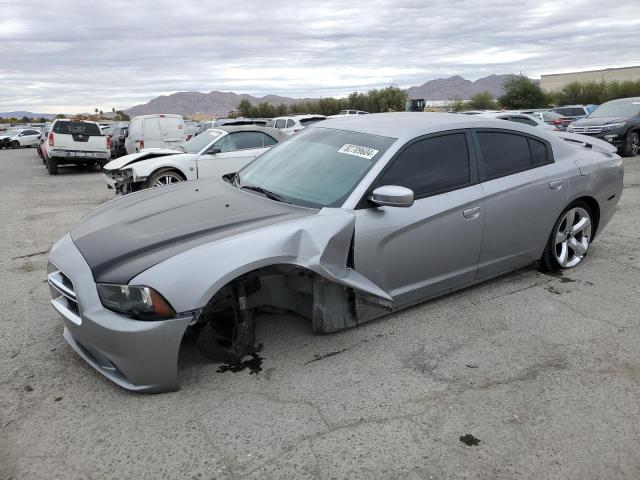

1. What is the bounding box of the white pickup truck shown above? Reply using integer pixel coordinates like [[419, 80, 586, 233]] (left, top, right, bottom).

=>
[[44, 119, 111, 175]]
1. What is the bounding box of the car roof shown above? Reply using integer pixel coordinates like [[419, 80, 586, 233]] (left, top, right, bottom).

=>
[[602, 96, 640, 104], [208, 125, 287, 140], [313, 112, 559, 142]]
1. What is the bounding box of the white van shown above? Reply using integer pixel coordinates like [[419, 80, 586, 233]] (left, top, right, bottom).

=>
[[125, 114, 187, 154]]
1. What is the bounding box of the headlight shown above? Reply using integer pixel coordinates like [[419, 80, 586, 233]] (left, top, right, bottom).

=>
[[96, 284, 176, 320], [601, 122, 626, 131], [119, 168, 132, 178]]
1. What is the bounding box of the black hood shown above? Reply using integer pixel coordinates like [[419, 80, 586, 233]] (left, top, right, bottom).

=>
[[72, 177, 316, 283], [572, 116, 628, 126]]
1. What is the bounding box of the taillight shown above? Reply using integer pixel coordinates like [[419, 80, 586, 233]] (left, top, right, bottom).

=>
[[106, 135, 112, 149], [48, 132, 54, 147], [139, 139, 144, 149], [186, 134, 193, 141], [553, 119, 562, 125]]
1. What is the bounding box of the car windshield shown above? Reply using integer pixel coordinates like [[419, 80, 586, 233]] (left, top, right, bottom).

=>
[[588, 100, 640, 118], [177, 129, 222, 153], [236, 127, 396, 208]]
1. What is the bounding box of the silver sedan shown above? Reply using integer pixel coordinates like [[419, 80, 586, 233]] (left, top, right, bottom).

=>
[[47, 113, 623, 392]]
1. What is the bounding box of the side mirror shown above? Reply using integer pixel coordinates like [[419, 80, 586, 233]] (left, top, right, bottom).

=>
[[207, 147, 221, 155], [369, 185, 414, 208]]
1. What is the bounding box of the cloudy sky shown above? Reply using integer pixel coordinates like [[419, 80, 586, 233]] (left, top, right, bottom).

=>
[[1, 0, 638, 113]]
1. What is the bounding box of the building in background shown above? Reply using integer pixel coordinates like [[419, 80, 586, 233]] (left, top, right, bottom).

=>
[[541, 66, 640, 91]]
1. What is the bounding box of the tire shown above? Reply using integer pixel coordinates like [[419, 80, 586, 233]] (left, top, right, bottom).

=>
[[46, 156, 59, 175], [10, 140, 20, 149], [621, 131, 639, 157], [540, 201, 593, 271], [147, 169, 185, 188]]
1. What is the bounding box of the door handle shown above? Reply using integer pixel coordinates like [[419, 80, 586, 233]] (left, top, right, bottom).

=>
[[463, 207, 481, 219], [549, 180, 563, 191]]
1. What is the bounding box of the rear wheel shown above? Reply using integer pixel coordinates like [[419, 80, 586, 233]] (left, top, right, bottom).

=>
[[147, 169, 184, 188], [622, 131, 639, 157], [46, 156, 58, 175], [540, 201, 593, 271]]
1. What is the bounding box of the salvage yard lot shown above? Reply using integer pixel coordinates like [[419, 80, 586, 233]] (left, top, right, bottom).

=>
[[1, 148, 639, 479]]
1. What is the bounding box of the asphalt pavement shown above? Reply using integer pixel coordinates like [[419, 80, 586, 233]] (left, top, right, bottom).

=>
[[1, 147, 639, 479]]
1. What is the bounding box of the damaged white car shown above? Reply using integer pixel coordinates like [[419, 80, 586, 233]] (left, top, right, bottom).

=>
[[48, 113, 622, 392], [102, 125, 285, 194]]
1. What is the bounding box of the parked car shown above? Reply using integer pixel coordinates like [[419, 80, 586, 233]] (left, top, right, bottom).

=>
[[268, 114, 326, 135], [529, 111, 569, 130], [124, 114, 186, 154], [1, 128, 41, 148], [567, 97, 640, 157], [36, 127, 50, 160], [477, 112, 556, 130], [338, 110, 369, 115], [552, 105, 597, 128], [0, 129, 25, 149], [102, 125, 285, 194], [109, 124, 128, 158], [48, 112, 623, 392], [43, 119, 111, 175]]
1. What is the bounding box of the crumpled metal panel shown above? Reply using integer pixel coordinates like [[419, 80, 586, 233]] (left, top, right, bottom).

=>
[[130, 207, 392, 314]]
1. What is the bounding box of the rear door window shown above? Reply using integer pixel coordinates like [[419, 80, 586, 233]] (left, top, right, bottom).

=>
[[275, 119, 286, 129], [476, 131, 537, 180], [285, 119, 295, 128], [377, 133, 471, 198], [529, 138, 552, 167], [53, 121, 101, 135], [143, 117, 161, 134]]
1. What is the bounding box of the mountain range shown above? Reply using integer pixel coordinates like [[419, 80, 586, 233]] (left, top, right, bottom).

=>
[[1, 74, 530, 119], [124, 91, 315, 118], [0, 111, 56, 119], [405, 74, 516, 101]]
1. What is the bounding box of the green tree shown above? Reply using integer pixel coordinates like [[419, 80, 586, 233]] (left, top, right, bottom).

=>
[[468, 91, 496, 110], [55, 114, 66, 119], [498, 74, 548, 109], [448, 96, 467, 112], [115, 110, 129, 121], [237, 99, 255, 117]]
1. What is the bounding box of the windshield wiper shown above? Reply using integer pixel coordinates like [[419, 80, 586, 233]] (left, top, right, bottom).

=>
[[240, 184, 288, 203]]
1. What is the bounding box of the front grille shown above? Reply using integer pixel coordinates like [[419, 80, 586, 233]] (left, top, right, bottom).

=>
[[48, 262, 82, 325], [570, 126, 604, 135]]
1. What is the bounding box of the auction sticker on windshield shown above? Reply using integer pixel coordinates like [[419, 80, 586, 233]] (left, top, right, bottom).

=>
[[338, 144, 379, 160]]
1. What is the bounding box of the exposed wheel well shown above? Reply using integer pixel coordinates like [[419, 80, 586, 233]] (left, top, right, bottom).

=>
[[150, 167, 186, 180], [198, 264, 358, 334]]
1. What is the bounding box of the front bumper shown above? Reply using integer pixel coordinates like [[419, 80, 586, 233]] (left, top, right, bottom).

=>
[[48, 233, 193, 393], [102, 170, 145, 194], [567, 128, 627, 149]]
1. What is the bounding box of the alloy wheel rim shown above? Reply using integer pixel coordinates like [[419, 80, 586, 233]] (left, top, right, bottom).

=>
[[153, 174, 182, 187], [554, 207, 591, 268], [631, 134, 639, 155]]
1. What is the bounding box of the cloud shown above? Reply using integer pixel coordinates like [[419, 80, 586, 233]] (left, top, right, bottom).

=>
[[0, 0, 638, 113]]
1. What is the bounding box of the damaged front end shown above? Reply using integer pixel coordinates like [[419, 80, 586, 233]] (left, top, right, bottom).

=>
[[128, 208, 394, 365], [102, 168, 146, 195]]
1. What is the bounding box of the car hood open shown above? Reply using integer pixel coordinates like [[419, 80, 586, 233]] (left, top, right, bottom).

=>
[[103, 148, 183, 171], [71, 177, 317, 283]]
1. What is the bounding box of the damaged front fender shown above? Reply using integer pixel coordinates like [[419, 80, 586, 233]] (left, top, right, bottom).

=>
[[129, 207, 392, 317]]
